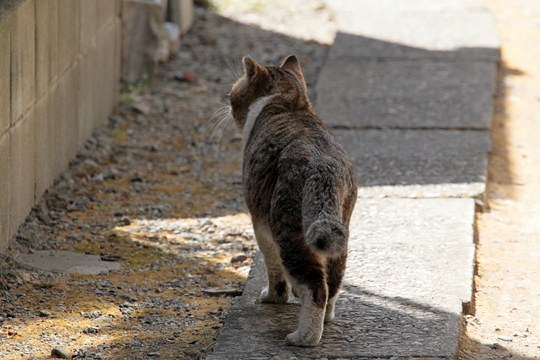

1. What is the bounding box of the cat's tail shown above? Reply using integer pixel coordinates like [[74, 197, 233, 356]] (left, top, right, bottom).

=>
[[305, 217, 348, 256]]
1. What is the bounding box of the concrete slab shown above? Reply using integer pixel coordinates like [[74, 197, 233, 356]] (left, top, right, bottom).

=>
[[79, 0, 97, 52], [20, 250, 120, 275], [57, 0, 80, 75], [78, 47, 98, 144], [329, 0, 499, 60], [58, 64, 80, 168], [94, 18, 119, 128], [34, 94, 56, 201], [9, 0, 35, 125], [333, 129, 491, 198], [9, 113, 35, 239], [0, 133, 10, 251], [35, 0, 58, 99], [97, 0, 116, 33], [316, 59, 496, 129], [0, 17, 10, 135], [210, 198, 475, 359], [47, 84, 65, 183]]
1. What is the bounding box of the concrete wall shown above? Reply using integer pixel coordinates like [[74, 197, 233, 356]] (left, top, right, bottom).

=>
[[0, 0, 122, 251]]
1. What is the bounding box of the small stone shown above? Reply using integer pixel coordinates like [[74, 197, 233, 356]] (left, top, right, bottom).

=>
[[83, 326, 100, 334], [202, 287, 242, 297], [176, 70, 198, 83], [6, 313, 16, 318], [120, 294, 138, 302], [230, 253, 248, 263], [35, 204, 52, 225], [51, 347, 70, 358], [38, 310, 51, 317], [66, 234, 82, 242], [199, 31, 217, 45], [100, 254, 123, 262], [497, 335, 513, 342], [109, 114, 124, 126], [91, 173, 104, 182], [130, 173, 144, 183], [119, 217, 131, 226], [147, 352, 160, 357], [81, 159, 99, 172], [132, 101, 152, 115], [81, 310, 102, 319], [102, 167, 120, 180]]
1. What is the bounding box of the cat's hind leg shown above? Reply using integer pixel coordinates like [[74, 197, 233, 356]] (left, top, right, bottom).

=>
[[325, 255, 346, 322], [253, 219, 289, 303], [285, 282, 327, 347], [325, 294, 338, 323]]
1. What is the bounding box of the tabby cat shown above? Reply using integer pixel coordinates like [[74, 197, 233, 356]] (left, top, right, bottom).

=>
[[229, 55, 357, 346]]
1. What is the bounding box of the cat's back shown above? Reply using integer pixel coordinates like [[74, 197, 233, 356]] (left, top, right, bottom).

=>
[[246, 108, 354, 185]]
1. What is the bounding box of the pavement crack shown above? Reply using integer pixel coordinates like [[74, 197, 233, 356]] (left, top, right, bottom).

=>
[[329, 125, 489, 132]]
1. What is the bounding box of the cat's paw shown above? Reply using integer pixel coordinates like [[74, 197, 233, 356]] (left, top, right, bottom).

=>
[[324, 308, 335, 322], [259, 287, 288, 303], [285, 330, 320, 347]]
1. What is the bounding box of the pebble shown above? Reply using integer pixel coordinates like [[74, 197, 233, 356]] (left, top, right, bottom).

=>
[[230, 253, 248, 263], [202, 288, 242, 297], [176, 71, 198, 83], [131, 173, 144, 183], [198, 31, 217, 45], [83, 326, 100, 334], [120, 294, 138, 302], [51, 347, 70, 359], [119, 217, 131, 226], [38, 310, 51, 317], [81, 310, 102, 319], [35, 204, 52, 225], [66, 234, 82, 242], [132, 101, 152, 115], [497, 335, 513, 342], [147, 352, 161, 357]]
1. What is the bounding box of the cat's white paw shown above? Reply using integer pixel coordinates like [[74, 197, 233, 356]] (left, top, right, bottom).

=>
[[259, 287, 288, 303], [285, 330, 320, 347], [324, 307, 335, 322]]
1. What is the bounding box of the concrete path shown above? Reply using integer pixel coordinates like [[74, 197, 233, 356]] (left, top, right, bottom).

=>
[[210, 1, 499, 358]]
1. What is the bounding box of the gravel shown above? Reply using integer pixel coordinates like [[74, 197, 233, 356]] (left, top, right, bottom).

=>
[[0, 1, 335, 358]]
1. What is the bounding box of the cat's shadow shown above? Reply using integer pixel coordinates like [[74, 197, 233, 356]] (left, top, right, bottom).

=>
[[229, 253, 460, 356]]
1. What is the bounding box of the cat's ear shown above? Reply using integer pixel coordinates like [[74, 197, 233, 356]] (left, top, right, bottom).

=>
[[242, 56, 266, 81], [281, 55, 307, 90]]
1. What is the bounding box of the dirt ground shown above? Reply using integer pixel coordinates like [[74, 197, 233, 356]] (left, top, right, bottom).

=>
[[459, 0, 540, 359], [0, 1, 334, 359]]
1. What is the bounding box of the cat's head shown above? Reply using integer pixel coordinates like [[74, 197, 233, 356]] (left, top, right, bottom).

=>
[[229, 55, 310, 130]]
